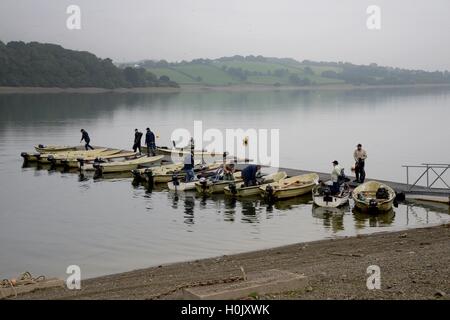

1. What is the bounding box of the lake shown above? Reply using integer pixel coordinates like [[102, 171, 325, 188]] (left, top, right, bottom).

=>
[[0, 86, 449, 279]]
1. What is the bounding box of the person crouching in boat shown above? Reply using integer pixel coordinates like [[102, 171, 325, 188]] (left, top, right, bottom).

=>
[[213, 163, 235, 182], [80, 129, 94, 150], [331, 160, 343, 194], [223, 163, 235, 181], [183, 152, 195, 182], [242, 164, 262, 187], [145, 128, 156, 156]]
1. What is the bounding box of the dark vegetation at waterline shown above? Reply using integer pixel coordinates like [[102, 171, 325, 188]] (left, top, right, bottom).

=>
[[0, 41, 178, 88], [1, 40, 449, 89]]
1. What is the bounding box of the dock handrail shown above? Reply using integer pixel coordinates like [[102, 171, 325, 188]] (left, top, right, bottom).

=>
[[402, 163, 450, 191]]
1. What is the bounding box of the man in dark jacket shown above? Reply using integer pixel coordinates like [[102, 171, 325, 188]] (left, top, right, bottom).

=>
[[80, 129, 94, 150], [145, 128, 156, 156], [241, 164, 261, 187], [133, 129, 143, 154]]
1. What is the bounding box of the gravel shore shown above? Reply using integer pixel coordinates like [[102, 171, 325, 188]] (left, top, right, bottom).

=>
[[12, 224, 450, 300]]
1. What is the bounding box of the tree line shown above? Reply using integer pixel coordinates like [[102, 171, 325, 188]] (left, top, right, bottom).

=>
[[0, 41, 178, 88]]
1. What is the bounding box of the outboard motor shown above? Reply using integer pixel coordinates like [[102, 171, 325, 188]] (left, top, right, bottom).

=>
[[172, 174, 180, 186], [323, 187, 333, 202], [77, 157, 85, 168], [369, 199, 378, 208], [265, 184, 274, 202], [199, 177, 208, 191], [47, 155, 56, 167], [145, 170, 154, 185], [228, 183, 237, 195]]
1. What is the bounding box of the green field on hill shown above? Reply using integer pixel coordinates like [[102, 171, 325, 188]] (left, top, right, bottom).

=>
[[125, 56, 450, 87], [137, 57, 345, 86]]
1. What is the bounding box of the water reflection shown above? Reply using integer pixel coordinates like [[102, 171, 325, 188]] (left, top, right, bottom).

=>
[[353, 207, 396, 228], [311, 205, 347, 232]]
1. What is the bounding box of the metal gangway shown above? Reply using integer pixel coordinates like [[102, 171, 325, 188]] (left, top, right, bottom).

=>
[[402, 163, 450, 192]]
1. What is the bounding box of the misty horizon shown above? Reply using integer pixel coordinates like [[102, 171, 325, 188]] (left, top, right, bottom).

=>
[[1, 0, 450, 71]]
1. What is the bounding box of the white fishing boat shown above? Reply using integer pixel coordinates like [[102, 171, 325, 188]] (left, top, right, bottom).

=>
[[223, 171, 287, 197], [312, 183, 350, 208], [95, 155, 164, 174], [260, 173, 319, 200]]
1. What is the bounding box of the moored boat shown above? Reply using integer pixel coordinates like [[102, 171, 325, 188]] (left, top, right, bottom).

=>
[[62, 150, 137, 169], [260, 173, 319, 200], [95, 155, 164, 174], [312, 182, 350, 208], [34, 144, 78, 153], [47, 148, 111, 165], [224, 171, 287, 197], [352, 181, 396, 212], [167, 164, 223, 191], [195, 172, 243, 194]]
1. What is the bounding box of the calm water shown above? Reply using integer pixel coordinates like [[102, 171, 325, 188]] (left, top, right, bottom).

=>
[[0, 87, 449, 279]]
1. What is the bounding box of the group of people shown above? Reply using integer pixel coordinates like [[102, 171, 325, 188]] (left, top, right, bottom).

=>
[[133, 128, 156, 156], [79, 128, 157, 156], [80, 129, 367, 191], [330, 143, 367, 194]]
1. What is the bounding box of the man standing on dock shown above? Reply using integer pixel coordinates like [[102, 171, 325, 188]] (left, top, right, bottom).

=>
[[353, 143, 367, 183], [133, 129, 143, 154], [80, 129, 94, 150], [145, 128, 156, 156]]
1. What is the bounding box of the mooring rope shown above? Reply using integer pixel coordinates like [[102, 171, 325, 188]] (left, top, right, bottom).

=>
[[0, 271, 46, 299]]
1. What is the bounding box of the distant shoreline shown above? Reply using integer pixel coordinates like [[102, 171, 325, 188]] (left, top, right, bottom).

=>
[[1, 83, 450, 94]]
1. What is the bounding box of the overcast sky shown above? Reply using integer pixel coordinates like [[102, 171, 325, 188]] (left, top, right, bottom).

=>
[[1, 0, 449, 70]]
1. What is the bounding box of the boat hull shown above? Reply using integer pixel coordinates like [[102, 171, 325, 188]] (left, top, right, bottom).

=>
[[313, 194, 349, 208], [167, 181, 197, 191], [224, 171, 287, 197], [352, 180, 396, 212], [312, 184, 350, 208], [98, 155, 164, 173]]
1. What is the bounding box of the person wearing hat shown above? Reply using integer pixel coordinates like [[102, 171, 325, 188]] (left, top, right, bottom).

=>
[[145, 127, 156, 156], [353, 143, 367, 183], [331, 160, 342, 194], [133, 128, 143, 154]]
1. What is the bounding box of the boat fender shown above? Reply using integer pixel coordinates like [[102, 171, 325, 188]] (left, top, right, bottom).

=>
[[395, 192, 405, 202]]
